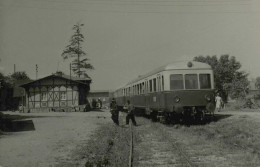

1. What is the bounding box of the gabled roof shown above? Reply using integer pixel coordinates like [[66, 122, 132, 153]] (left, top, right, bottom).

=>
[[19, 73, 91, 88]]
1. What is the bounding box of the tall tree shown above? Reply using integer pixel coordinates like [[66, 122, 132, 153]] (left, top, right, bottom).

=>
[[61, 23, 94, 78], [194, 55, 249, 101]]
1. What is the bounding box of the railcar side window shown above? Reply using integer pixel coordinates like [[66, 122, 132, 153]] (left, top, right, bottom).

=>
[[162, 75, 164, 91], [199, 74, 211, 89], [170, 74, 184, 90], [153, 78, 157, 92], [149, 80, 152, 92], [185, 74, 198, 89], [142, 82, 145, 94]]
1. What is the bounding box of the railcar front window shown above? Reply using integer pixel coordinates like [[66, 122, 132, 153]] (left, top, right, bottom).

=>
[[185, 74, 198, 89], [170, 74, 184, 90], [199, 74, 211, 89]]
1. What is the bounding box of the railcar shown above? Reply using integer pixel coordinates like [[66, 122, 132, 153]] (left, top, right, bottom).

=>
[[113, 61, 215, 123]]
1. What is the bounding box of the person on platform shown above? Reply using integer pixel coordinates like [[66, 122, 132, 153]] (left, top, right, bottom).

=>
[[125, 100, 137, 126], [215, 93, 223, 113], [110, 98, 119, 125], [98, 98, 102, 109]]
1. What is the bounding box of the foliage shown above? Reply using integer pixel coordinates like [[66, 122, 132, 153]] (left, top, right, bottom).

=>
[[194, 55, 249, 100], [255, 77, 260, 89], [55, 71, 65, 76], [3, 71, 31, 87], [61, 23, 94, 78], [0, 71, 31, 110], [0, 72, 10, 88], [11, 71, 30, 81]]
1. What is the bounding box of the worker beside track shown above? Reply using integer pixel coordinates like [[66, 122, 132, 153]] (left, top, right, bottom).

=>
[[125, 100, 137, 126], [110, 98, 119, 125]]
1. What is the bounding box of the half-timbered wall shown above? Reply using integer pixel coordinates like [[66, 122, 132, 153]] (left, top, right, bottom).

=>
[[26, 78, 80, 109]]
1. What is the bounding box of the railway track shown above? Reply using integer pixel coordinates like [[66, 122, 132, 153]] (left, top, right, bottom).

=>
[[129, 119, 199, 167], [129, 122, 133, 167], [122, 111, 260, 167]]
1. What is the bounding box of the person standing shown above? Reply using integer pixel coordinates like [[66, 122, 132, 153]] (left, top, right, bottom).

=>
[[125, 100, 137, 126], [215, 93, 223, 113], [110, 98, 119, 125], [98, 98, 102, 109]]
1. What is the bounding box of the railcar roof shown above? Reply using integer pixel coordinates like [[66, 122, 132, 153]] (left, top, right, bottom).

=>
[[125, 61, 211, 86]]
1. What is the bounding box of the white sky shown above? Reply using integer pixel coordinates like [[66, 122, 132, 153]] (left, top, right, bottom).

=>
[[0, 0, 260, 90]]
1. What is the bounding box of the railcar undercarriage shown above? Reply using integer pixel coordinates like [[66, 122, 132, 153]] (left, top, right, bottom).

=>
[[150, 106, 209, 124]]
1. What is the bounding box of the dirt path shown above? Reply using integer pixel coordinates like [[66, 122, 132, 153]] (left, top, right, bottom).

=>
[[133, 111, 260, 167], [0, 111, 111, 167]]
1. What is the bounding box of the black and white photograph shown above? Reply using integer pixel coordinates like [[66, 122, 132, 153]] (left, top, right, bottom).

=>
[[0, 0, 260, 166]]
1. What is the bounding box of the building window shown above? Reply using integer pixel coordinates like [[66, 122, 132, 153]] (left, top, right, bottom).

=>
[[60, 91, 66, 100], [41, 92, 47, 101], [60, 101, 66, 106], [41, 102, 47, 107]]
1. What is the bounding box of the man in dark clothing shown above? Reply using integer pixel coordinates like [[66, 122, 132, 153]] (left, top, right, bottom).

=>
[[125, 100, 137, 126], [110, 98, 119, 125]]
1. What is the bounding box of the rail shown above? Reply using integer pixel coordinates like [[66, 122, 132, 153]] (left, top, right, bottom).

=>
[[128, 121, 133, 167]]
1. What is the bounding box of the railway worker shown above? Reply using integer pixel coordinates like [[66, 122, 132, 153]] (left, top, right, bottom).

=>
[[110, 98, 119, 125], [125, 100, 137, 126], [215, 93, 223, 113]]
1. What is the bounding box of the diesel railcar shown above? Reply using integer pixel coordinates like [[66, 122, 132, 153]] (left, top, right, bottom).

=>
[[113, 61, 215, 123]]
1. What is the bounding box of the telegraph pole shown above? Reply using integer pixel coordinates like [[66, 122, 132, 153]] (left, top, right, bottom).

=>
[[36, 64, 38, 79], [14, 64, 16, 73]]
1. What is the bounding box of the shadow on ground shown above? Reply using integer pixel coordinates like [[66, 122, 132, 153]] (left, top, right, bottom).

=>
[[0, 113, 35, 132], [202, 114, 232, 124], [137, 113, 233, 127]]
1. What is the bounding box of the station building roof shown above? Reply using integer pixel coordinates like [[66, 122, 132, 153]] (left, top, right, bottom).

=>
[[19, 73, 91, 88]]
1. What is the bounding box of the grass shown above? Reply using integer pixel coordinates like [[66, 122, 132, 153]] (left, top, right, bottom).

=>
[[84, 115, 131, 167], [223, 98, 260, 111], [176, 115, 260, 166]]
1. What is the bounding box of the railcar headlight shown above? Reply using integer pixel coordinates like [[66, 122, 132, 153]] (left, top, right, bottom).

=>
[[205, 95, 211, 102], [175, 96, 180, 103]]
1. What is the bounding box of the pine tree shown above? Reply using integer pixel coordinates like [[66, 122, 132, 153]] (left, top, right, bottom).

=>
[[62, 23, 94, 78]]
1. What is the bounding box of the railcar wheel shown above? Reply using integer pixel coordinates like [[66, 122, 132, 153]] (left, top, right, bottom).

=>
[[157, 111, 166, 123], [151, 111, 158, 122], [195, 110, 205, 124]]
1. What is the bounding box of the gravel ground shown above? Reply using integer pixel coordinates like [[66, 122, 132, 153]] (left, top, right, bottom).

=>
[[0, 110, 112, 167]]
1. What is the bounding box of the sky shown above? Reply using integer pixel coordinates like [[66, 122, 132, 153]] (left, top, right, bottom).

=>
[[0, 0, 260, 91]]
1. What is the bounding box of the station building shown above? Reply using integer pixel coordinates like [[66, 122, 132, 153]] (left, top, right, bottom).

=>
[[20, 73, 91, 112]]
